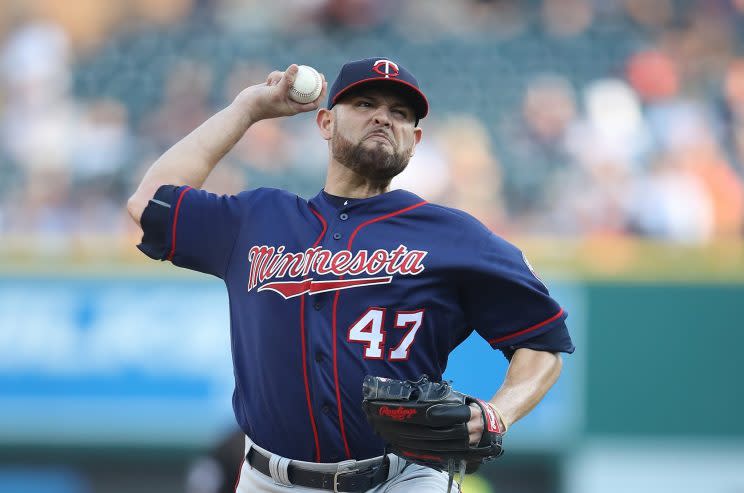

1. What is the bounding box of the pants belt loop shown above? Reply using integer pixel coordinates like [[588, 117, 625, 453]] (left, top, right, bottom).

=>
[[335, 459, 357, 474], [245, 440, 254, 470], [269, 454, 293, 487], [385, 454, 404, 481]]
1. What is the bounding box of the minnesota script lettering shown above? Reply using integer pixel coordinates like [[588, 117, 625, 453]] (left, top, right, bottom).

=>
[[247, 245, 428, 299]]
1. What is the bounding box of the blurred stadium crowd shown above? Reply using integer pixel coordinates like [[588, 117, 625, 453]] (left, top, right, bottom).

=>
[[2, 0, 744, 252]]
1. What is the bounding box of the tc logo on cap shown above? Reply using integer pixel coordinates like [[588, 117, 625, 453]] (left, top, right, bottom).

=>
[[372, 60, 399, 78]]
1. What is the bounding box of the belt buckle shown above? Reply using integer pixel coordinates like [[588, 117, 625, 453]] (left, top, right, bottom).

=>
[[332, 460, 358, 493]]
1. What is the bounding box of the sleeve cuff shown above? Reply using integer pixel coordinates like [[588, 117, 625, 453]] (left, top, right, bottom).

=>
[[487, 308, 566, 347], [136, 185, 179, 261]]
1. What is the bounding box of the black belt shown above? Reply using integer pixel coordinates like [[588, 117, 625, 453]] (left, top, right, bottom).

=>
[[246, 447, 390, 492]]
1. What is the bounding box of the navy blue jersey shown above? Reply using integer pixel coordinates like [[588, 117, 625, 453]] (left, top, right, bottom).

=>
[[138, 186, 574, 463]]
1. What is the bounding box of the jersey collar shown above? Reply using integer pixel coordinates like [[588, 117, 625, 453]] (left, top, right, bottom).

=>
[[310, 188, 425, 216]]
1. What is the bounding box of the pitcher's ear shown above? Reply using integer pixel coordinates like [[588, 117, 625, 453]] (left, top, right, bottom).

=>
[[316, 108, 333, 140], [412, 127, 423, 150]]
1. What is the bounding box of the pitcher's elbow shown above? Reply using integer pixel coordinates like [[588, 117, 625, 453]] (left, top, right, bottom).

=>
[[552, 352, 563, 381], [127, 193, 145, 226]]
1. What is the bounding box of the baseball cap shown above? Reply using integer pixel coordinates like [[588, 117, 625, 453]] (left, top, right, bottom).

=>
[[327, 57, 429, 123]]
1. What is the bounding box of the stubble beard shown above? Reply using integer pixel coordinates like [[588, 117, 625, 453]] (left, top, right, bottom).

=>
[[331, 124, 412, 183]]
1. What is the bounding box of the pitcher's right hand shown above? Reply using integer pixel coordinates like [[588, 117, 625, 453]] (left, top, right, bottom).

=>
[[235, 64, 327, 123]]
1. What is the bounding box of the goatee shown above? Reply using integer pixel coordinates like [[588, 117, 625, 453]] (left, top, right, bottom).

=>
[[331, 126, 411, 182]]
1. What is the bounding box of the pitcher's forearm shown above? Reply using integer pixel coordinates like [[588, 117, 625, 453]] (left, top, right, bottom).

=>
[[490, 348, 562, 429], [138, 98, 255, 194], [127, 97, 255, 224], [177, 97, 256, 184]]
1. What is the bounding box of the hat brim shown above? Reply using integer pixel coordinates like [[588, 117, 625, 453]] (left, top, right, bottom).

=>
[[330, 78, 429, 121]]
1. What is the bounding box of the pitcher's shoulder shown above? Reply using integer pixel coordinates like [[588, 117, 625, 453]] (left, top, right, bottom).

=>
[[420, 201, 505, 241]]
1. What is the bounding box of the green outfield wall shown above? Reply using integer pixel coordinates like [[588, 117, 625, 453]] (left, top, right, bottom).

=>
[[583, 282, 743, 437]]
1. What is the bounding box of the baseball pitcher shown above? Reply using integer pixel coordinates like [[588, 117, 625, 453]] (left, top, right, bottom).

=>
[[127, 57, 575, 492]]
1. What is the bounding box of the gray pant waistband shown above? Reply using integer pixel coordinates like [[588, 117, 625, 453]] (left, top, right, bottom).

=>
[[244, 435, 387, 474]]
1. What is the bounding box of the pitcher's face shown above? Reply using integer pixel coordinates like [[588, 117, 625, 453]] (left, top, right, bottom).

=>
[[328, 88, 422, 181]]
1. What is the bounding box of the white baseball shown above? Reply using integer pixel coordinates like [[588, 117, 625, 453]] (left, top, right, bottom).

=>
[[289, 65, 322, 104]]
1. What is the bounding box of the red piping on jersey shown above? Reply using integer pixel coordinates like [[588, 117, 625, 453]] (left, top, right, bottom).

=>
[[310, 208, 328, 240], [347, 201, 428, 246], [333, 200, 428, 459], [302, 206, 327, 462], [232, 457, 245, 493], [488, 308, 565, 345], [166, 186, 192, 261]]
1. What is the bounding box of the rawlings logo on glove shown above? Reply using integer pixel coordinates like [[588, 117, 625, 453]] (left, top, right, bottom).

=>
[[378, 406, 418, 420]]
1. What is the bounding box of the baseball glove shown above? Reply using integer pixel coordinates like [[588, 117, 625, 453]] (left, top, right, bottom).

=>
[[361, 375, 504, 475]]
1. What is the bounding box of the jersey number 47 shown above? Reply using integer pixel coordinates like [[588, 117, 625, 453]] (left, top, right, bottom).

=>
[[347, 308, 424, 361]]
